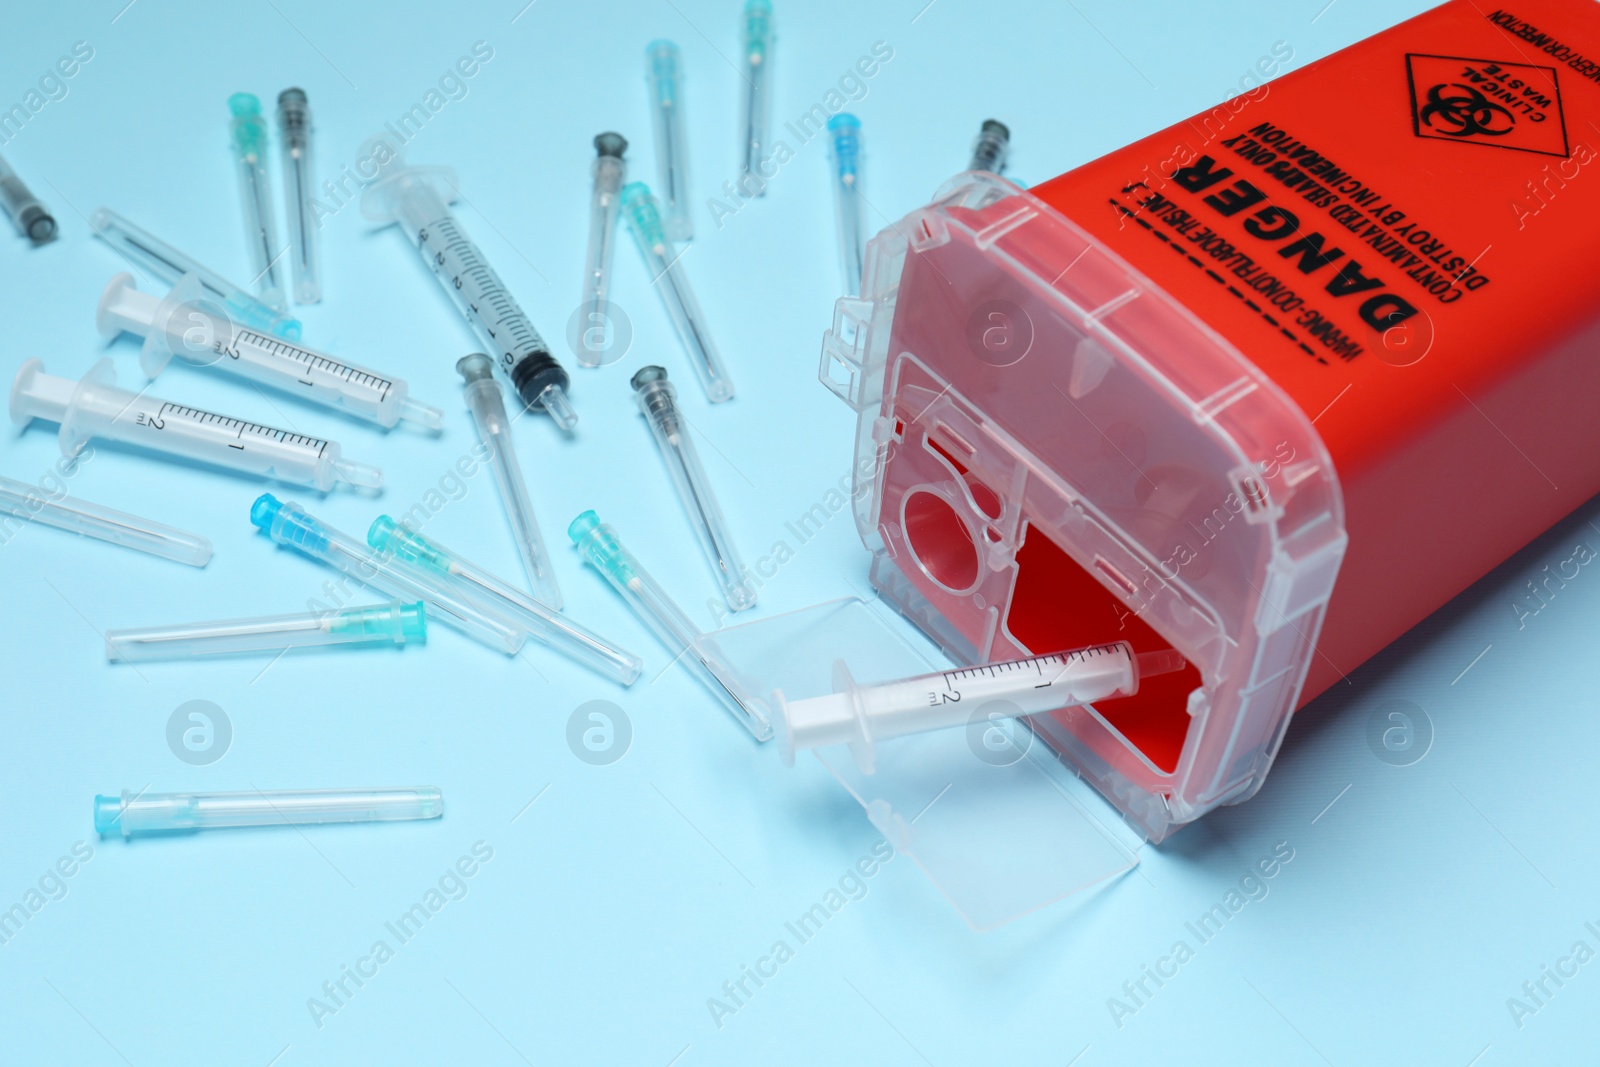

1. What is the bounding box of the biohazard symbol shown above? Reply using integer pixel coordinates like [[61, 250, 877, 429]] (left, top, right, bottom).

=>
[[1406, 54, 1568, 157], [1417, 83, 1515, 138]]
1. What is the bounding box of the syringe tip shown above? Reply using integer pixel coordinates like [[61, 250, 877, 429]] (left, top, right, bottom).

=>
[[538, 383, 579, 432], [333, 459, 384, 491], [397, 396, 445, 432], [594, 132, 628, 158], [1135, 648, 1188, 680]]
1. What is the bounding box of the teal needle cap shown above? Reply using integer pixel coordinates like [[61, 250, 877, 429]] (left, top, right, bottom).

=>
[[620, 183, 666, 248], [228, 92, 267, 159], [568, 510, 635, 584], [367, 515, 453, 575], [250, 494, 329, 555]]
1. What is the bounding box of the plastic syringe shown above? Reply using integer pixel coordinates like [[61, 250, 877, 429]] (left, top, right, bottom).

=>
[[620, 183, 734, 403], [276, 88, 321, 304], [646, 41, 693, 242], [107, 602, 424, 662], [0, 152, 56, 244], [578, 133, 628, 368], [632, 367, 754, 611], [94, 786, 443, 838], [967, 119, 1010, 174], [456, 354, 562, 609], [89, 208, 301, 341], [739, 1, 775, 194], [11, 359, 382, 492], [0, 474, 212, 566], [777, 641, 1188, 771], [569, 510, 771, 740], [826, 114, 865, 296], [227, 93, 287, 312], [361, 142, 577, 431], [368, 516, 642, 686], [97, 273, 443, 431], [251, 495, 526, 655]]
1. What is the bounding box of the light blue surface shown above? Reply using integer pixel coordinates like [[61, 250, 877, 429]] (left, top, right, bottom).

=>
[[1, 1, 1596, 1063]]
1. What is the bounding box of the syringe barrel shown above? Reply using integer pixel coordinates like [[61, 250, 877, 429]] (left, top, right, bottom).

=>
[[88, 208, 301, 340], [107, 602, 425, 662], [620, 184, 734, 403], [873, 643, 1139, 741], [580, 134, 628, 367], [10, 359, 379, 491], [276, 88, 321, 304], [826, 114, 865, 296], [456, 355, 564, 609], [94, 786, 444, 837], [227, 93, 287, 312], [632, 367, 755, 612], [207, 328, 432, 429], [402, 185, 569, 416], [251, 495, 526, 655], [368, 515, 642, 685], [739, 1, 775, 193], [359, 149, 572, 424], [645, 41, 693, 242], [569, 510, 772, 738], [98, 274, 438, 430], [780, 642, 1157, 766]]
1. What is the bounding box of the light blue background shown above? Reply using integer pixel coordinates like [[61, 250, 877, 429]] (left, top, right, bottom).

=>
[[2, 0, 1596, 1063]]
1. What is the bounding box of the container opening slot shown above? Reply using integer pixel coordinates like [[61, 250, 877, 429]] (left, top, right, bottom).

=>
[[1005, 522, 1200, 775]]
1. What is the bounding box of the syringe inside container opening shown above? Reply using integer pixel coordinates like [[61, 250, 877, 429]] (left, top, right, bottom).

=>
[[778, 641, 1188, 771]]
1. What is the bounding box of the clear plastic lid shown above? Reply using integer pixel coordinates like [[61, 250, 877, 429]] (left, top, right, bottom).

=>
[[713, 597, 1141, 930], [819, 173, 1348, 843]]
